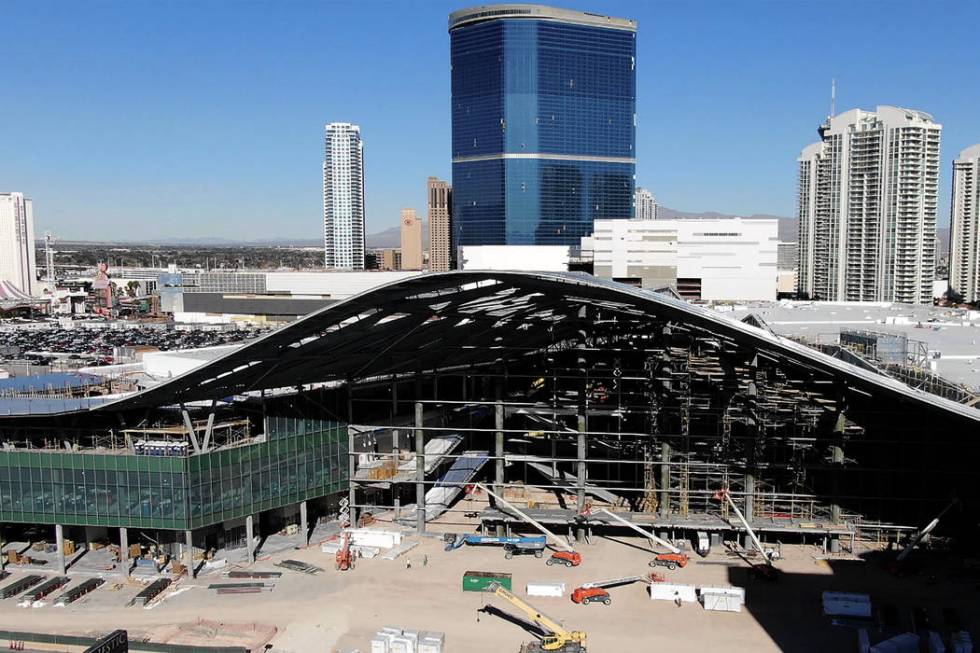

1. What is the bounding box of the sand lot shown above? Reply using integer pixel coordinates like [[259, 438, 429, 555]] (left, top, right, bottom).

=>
[[0, 526, 977, 653]]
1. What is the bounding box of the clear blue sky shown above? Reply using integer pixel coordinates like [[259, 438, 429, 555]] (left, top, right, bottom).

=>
[[2, 0, 978, 241]]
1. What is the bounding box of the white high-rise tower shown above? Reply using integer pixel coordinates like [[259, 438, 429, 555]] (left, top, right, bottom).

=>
[[950, 144, 980, 303], [323, 123, 365, 269], [634, 187, 658, 220], [0, 192, 37, 295], [796, 106, 942, 304]]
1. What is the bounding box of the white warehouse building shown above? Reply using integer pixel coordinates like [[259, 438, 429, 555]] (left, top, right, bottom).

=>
[[584, 218, 779, 301]]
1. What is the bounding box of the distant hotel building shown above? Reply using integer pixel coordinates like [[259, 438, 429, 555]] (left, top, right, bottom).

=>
[[449, 5, 636, 248], [776, 241, 799, 295], [797, 106, 941, 304], [635, 187, 657, 220], [0, 192, 37, 295], [950, 144, 980, 303], [584, 217, 778, 301], [400, 208, 423, 271], [323, 123, 365, 269], [427, 177, 453, 271]]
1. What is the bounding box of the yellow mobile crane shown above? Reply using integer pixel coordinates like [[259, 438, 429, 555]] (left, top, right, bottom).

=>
[[482, 581, 587, 652]]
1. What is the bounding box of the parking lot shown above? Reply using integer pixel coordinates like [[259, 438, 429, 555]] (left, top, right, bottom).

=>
[[0, 320, 270, 367]]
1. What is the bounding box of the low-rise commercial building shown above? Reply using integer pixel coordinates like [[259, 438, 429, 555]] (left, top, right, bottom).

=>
[[162, 269, 421, 323], [585, 218, 779, 300]]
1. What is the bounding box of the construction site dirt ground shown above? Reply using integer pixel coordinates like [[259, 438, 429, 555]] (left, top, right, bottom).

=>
[[1, 524, 978, 653]]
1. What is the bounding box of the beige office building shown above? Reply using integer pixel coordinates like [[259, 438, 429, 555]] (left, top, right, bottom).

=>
[[400, 208, 423, 271], [378, 248, 402, 271], [427, 177, 452, 271]]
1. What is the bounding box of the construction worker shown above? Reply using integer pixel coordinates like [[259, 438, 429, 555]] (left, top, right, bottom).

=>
[[674, 591, 682, 608], [423, 554, 428, 567]]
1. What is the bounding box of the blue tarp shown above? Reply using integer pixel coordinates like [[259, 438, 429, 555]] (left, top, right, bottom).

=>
[[0, 372, 102, 393], [0, 396, 116, 416]]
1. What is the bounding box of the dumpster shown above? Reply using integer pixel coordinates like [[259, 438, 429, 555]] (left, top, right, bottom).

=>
[[462, 570, 512, 592]]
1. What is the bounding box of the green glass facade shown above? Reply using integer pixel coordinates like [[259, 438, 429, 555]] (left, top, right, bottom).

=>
[[0, 418, 347, 530]]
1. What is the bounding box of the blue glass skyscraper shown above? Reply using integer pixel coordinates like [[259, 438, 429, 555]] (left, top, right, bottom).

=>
[[449, 4, 636, 248]]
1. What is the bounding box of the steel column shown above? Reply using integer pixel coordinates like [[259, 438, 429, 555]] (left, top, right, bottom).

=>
[[119, 527, 130, 576], [576, 412, 587, 542], [55, 523, 66, 575], [184, 529, 194, 575], [245, 515, 255, 563], [299, 500, 308, 544], [494, 401, 505, 537], [415, 401, 426, 534]]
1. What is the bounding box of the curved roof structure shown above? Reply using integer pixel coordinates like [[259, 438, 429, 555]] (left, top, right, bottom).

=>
[[33, 270, 977, 424]]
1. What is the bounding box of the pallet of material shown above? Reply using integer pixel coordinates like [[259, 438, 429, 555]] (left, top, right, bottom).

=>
[[1, 575, 44, 599], [131, 578, 172, 606], [227, 570, 282, 579], [54, 578, 104, 606], [21, 576, 70, 602], [381, 541, 419, 561], [207, 582, 273, 590], [274, 559, 323, 575], [215, 586, 268, 595]]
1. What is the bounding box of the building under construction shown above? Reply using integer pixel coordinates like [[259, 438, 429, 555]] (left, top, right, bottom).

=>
[[1, 272, 978, 573]]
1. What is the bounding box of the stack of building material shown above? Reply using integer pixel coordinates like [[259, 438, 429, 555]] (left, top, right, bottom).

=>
[[381, 541, 418, 561], [1, 575, 44, 599], [131, 578, 171, 606], [698, 586, 745, 612], [321, 540, 381, 559], [527, 582, 565, 598], [371, 626, 444, 653], [207, 582, 273, 595], [227, 570, 281, 579], [345, 529, 403, 549], [20, 576, 69, 604], [53, 578, 104, 606], [274, 559, 323, 575], [418, 632, 445, 653], [649, 583, 697, 604]]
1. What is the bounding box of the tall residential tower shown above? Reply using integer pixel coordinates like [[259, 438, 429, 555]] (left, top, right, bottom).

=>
[[950, 144, 980, 303], [635, 187, 657, 220], [427, 177, 453, 271], [0, 192, 37, 295], [449, 4, 636, 248], [323, 123, 365, 269], [796, 106, 942, 304]]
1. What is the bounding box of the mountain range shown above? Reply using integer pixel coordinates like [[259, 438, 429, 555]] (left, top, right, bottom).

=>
[[59, 207, 950, 257]]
